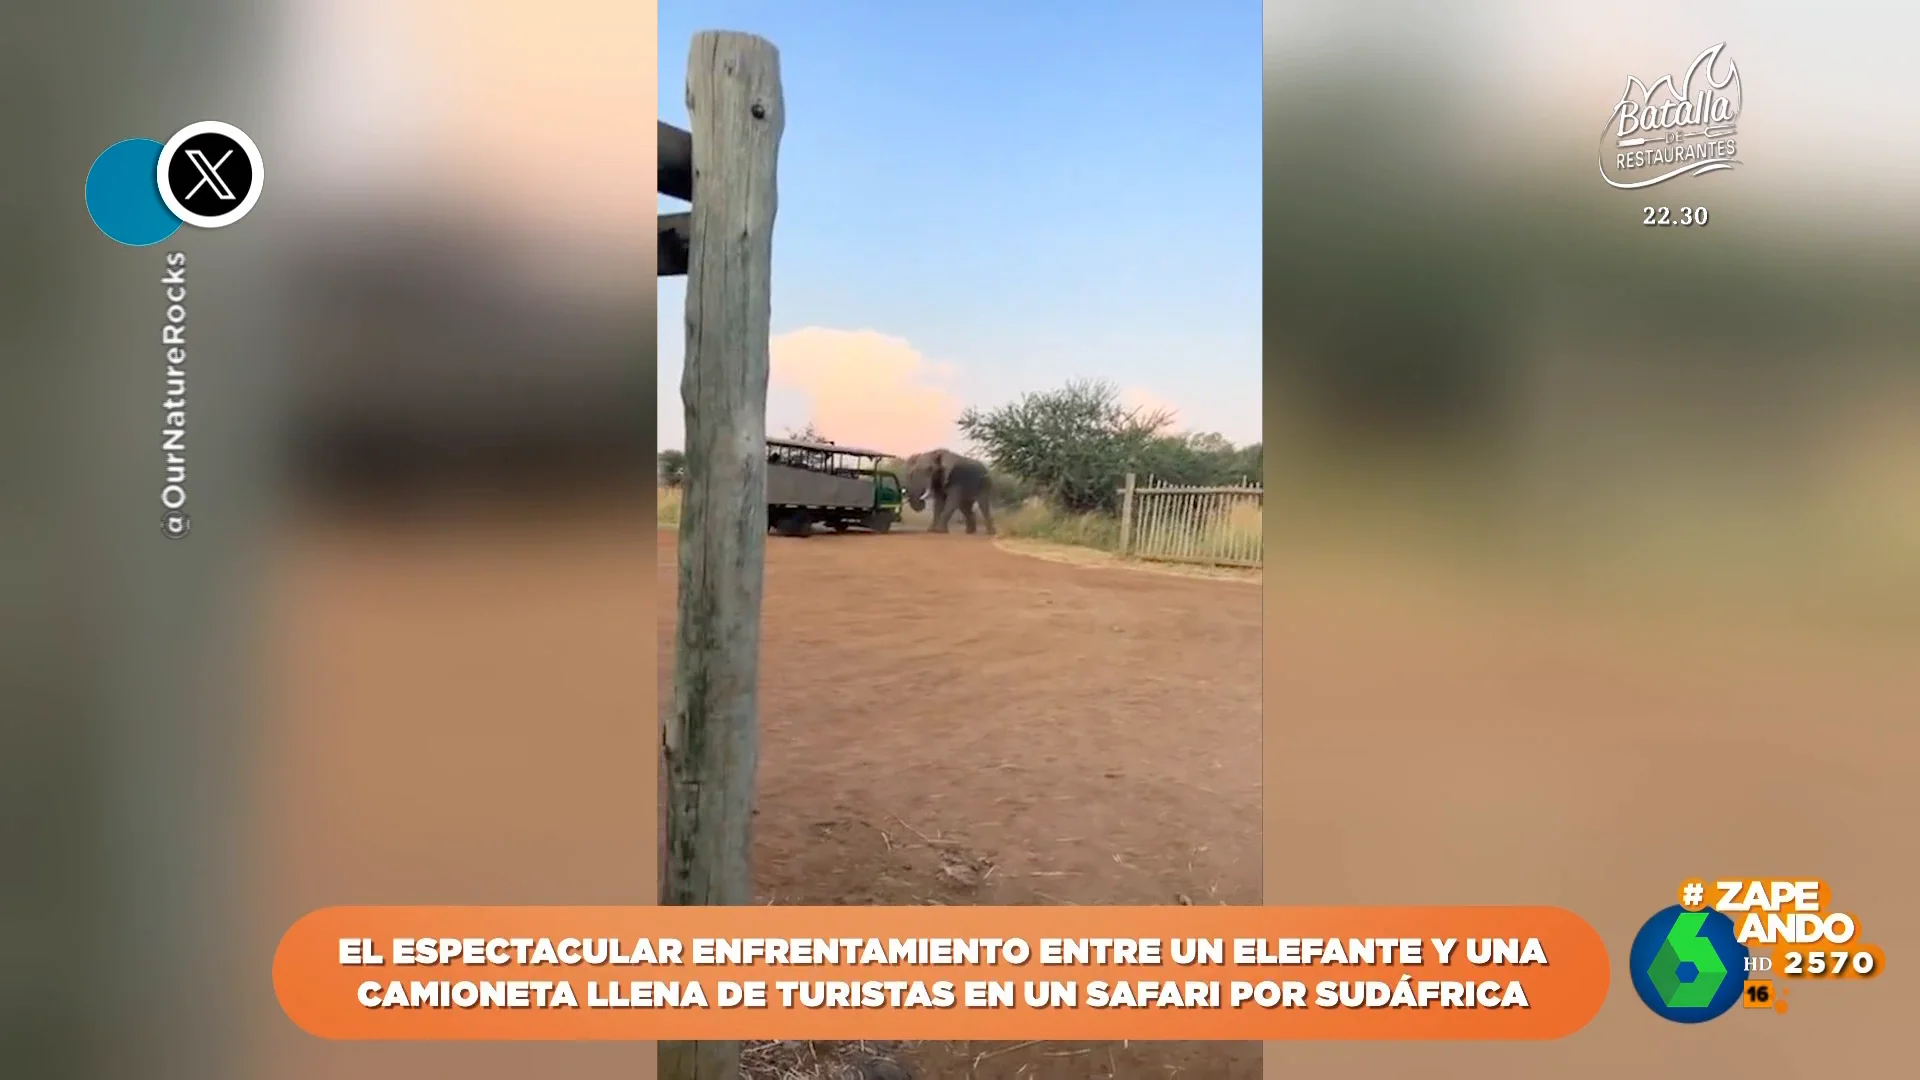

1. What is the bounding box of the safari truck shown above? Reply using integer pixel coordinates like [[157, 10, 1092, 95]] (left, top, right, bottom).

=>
[[765, 438, 903, 537]]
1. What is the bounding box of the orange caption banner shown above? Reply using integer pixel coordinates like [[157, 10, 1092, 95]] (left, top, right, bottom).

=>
[[274, 906, 1608, 1041]]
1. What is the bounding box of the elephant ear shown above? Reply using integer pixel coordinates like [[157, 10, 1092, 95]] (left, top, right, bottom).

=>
[[928, 449, 954, 486]]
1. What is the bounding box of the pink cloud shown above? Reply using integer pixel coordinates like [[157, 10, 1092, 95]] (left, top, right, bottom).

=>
[[1120, 385, 1182, 432], [769, 328, 963, 457]]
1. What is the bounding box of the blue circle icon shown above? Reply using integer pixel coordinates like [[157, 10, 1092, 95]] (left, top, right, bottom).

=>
[[1628, 904, 1750, 1023], [85, 139, 182, 247]]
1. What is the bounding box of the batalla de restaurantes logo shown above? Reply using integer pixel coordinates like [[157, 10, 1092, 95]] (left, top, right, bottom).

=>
[[1599, 43, 1742, 190]]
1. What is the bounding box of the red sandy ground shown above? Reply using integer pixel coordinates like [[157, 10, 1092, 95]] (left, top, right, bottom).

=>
[[256, 508, 1260, 1080], [657, 526, 1264, 1078], [259, 507, 1914, 1080]]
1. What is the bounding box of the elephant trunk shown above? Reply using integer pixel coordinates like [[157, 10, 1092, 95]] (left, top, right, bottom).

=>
[[903, 470, 934, 511]]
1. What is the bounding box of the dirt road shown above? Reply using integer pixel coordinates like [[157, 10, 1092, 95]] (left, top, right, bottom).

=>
[[658, 526, 1263, 1078], [261, 509, 1911, 1078], [256, 510, 1261, 1079]]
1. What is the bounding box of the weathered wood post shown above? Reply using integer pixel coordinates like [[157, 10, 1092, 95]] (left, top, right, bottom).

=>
[[1118, 472, 1137, 555], [658, 28, 784, 1080]]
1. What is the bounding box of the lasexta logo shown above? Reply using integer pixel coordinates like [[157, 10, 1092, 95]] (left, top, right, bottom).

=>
[[1647, 911, 1727, 1008], [1629, 904, 1749, 1023]]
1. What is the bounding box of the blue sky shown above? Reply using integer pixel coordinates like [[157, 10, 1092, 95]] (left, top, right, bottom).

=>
[[657, 2, 1263, 453]]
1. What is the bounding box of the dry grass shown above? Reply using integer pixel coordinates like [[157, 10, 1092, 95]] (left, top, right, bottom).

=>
[[1000, 496, 1264, 569], [996, 500, 1121, 550], [657, 485, 681, 527], [1218, 499, 1264, 549]]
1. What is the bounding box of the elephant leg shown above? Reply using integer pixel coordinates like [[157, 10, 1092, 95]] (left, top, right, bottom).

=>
[[979, 498, 997, 536], [960, 501, 978, 534], [930, 493, 951, 533]]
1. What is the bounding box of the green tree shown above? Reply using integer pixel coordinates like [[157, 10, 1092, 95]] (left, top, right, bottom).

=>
[[1231, 442, 1263, 483], [1186, 432, 1234, 456], [1144, 430, 1267, 486], [657, 448, 687, 487], [958, 379, 1173, 513]]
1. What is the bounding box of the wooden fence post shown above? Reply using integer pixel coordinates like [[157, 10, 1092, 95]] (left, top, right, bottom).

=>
[[1118, 472, 1137, 555], [660, 28, 784, 1080]]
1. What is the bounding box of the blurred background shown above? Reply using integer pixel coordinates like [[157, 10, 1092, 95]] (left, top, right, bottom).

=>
[[10, 1, 659, 1079], [1261, 2, 1916, 1078], [1263, 0, 1918, 620], [11, 1, 1917, 1078]]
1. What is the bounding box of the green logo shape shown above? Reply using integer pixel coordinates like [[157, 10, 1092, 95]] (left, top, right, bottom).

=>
[[1646, 911, 1728, 1008]]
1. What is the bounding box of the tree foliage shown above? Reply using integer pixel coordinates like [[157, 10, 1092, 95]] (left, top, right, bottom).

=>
[[657, 448, 687, 487], [659, 389, 1259, 516], [958, 379, 1260, 514]]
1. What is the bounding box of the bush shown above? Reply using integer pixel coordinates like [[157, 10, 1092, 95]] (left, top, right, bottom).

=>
[[987, 470, 1038, 510], [958, 379, 1168, 514], [960, 379, 1262, 517], [658, 448, 686, 488], [997, 500, 1122, 550]]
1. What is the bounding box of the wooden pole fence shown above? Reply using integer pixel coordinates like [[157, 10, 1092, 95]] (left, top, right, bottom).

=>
[[659, 28, 784, 1080], [1115, 477, 1265, 569]]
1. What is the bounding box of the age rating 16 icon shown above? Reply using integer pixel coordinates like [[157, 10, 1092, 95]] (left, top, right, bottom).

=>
[[85, 121, 264, 247]]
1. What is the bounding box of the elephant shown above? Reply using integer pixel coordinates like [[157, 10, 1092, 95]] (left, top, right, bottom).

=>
[[902, 449, 996, 535]]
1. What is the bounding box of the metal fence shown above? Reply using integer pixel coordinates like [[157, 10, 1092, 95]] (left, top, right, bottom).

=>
[[1116, 473, 1264, 569]]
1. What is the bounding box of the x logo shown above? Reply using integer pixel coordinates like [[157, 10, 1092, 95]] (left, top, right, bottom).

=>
[[157, 120, 264, 229], [182, 148, 237, 201]]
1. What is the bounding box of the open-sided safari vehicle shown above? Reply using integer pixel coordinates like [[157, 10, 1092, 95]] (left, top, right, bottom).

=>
[[765, 437, 903, 537]]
